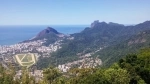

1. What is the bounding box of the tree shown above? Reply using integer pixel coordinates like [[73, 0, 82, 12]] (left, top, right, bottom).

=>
[[43, 67, 61, 84], [104, 68, 130, 84]]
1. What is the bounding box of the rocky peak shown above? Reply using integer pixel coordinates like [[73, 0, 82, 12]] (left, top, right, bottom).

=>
[[45, 27, 59, 34], [91, 20, 100, 28], [36, 27, 60, 37], [91, 20, 107, 28]]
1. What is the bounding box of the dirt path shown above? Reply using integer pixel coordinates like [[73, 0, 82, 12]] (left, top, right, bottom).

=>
[[15, 55, 23, 66]]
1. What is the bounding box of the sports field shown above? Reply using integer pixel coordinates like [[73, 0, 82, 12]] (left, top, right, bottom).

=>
[[14, 53, 36, 68]]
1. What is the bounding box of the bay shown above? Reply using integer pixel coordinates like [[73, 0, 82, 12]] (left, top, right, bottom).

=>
[[0, 25, 88, 45]]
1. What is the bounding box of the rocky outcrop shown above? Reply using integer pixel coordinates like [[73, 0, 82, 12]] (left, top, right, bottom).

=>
[[91, 20, 100, 28]]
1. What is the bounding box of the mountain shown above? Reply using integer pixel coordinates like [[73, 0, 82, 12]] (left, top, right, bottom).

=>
[[93, 30, 150, 67], [36, 20, 150, 69], [32, 27, 65, 46], [36, 27, 60, 38]]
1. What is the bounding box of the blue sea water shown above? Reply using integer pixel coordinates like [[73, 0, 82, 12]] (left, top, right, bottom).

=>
[[0, 25, 88, 45]]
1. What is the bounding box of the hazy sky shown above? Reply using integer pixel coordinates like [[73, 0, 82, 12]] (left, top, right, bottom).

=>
[[0, 0, 150, 25]]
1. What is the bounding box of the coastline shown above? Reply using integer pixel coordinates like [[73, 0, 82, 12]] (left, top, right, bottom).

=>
[[0, 25, 87, 46]]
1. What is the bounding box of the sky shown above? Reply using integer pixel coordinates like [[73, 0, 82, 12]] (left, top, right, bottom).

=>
[[0, 0, 150, 25]]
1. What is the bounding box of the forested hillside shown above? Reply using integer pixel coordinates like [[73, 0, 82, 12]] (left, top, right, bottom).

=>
[[1, 48, 150, 84], [37, 20, 150, 69]]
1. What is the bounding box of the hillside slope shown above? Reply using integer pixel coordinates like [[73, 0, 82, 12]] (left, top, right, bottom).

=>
[[36, 20, 150, 69], [94, 30, 150, 67]]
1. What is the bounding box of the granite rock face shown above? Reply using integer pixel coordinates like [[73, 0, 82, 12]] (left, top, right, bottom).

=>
[[90, 20, 108, 28]]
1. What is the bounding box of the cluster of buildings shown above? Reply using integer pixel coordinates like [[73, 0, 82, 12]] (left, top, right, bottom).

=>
[[0, 40, 45, 54], [58, 52, 102, 72], [36, 40, 62, 53], [0, 39, 63, 82], [0, 39, 62, 57], [0, 37, 103, 82]]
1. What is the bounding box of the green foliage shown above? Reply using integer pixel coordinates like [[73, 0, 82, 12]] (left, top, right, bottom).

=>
[[0, 64, 16, 84], [43, 67, 62, 84], [104, 68, 130, 84], [51, 66, 130, 84], [31, 48, 150, 84], [118, 48, 150, 84], [1, 47, 150, 84], [20, 69, 35, 84], [40, 48, 150, 84]]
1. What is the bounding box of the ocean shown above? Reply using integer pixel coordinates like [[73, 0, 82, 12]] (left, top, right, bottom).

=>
[[0, 25, 88, 45]]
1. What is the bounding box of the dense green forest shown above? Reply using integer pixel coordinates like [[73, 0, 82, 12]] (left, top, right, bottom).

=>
[[37, 21, 150, 69], [1, 48, 150, 84]]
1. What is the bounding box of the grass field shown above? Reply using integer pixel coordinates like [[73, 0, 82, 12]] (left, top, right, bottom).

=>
[[21, 54, 32, 62], [26, 54, 32, 61], [14, 53, 36, 68], [17, 54, 24, 60]]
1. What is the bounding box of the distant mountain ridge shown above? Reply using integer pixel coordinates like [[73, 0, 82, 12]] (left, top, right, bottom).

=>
[[35, 20, 150, 69]]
